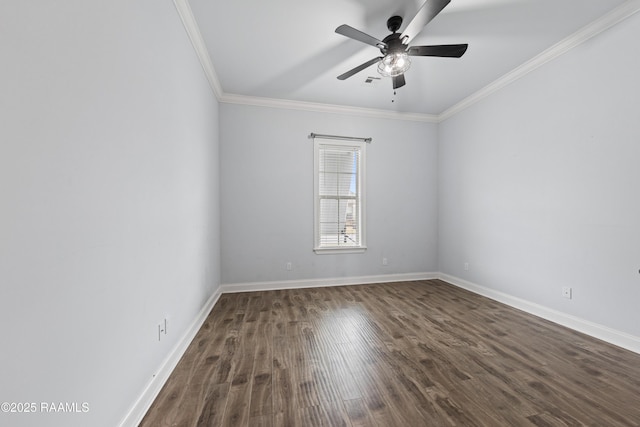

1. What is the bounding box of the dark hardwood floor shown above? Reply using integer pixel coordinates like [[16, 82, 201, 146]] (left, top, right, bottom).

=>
[[140, 280, 640, 426]]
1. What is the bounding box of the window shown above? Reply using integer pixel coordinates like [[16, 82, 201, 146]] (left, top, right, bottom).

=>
[[313, 138, 366, 253]]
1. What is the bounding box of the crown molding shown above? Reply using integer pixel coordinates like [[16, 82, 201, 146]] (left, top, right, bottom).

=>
[[172, 0, 435, 123], [439, 0, 640, 122], [175, 0, 640, 124], [220, 93, 439, 123], [172, 0, 223, 99]]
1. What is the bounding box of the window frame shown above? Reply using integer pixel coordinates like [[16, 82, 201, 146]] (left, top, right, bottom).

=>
[[313, 138, 367, 254]]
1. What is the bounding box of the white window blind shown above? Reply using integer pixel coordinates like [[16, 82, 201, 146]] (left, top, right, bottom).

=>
[[313, 138, 366, 253]]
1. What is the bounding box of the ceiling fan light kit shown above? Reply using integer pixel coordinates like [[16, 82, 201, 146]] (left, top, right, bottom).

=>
[[377, 17, 412, 78], [335, 0, 468, 90], [378, 52, 411, 77]]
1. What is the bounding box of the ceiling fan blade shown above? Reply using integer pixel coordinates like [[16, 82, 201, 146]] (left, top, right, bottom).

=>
[[407, 44, 468, 58], [392, 74, 406, 89], [337, 57, 383, 80], [400, 0, 451, 45], [335, 24, 387, 49]]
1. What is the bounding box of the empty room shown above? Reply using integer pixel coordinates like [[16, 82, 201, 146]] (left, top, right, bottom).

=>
[[2, 0, 640, 426]]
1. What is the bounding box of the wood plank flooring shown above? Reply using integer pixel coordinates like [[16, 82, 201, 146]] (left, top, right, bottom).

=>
[[140, 280, 640, 426]]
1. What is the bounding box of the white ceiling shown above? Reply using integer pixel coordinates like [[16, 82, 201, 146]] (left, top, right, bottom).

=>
[[186, 0, 627, 116]]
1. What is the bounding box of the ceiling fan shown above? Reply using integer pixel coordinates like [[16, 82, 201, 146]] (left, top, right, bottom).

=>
[[335, 0, 468, 89]]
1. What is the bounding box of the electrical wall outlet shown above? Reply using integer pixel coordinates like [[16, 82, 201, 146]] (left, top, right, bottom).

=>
[[286, 262, 292, 271], [562, 287, 572, 299], [158, 319, 167, 341], [382, 257, 388, 266], [464, 262, 469, 271]]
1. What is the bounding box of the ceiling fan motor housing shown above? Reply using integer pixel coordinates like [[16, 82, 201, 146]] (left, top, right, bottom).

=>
[[381, 16, 406, 55], [381, 32, 405, 55]]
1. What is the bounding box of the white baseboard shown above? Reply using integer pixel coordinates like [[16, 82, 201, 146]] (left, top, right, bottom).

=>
[[438, 273, 640, 355], [118, 287, 222, 427], [220, 272, 438, 293], [122, 272, 640, 426], [223, 273, 640, 354]]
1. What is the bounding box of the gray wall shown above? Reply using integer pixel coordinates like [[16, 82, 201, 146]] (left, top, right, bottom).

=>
[[0, 1, 220, 426], [438, 12, 640, 337], [220, 104, 439, 284], [3, 1, 640, 425]]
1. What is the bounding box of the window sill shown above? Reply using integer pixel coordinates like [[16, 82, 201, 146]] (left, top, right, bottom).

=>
[[314, 246, 367, 255]]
